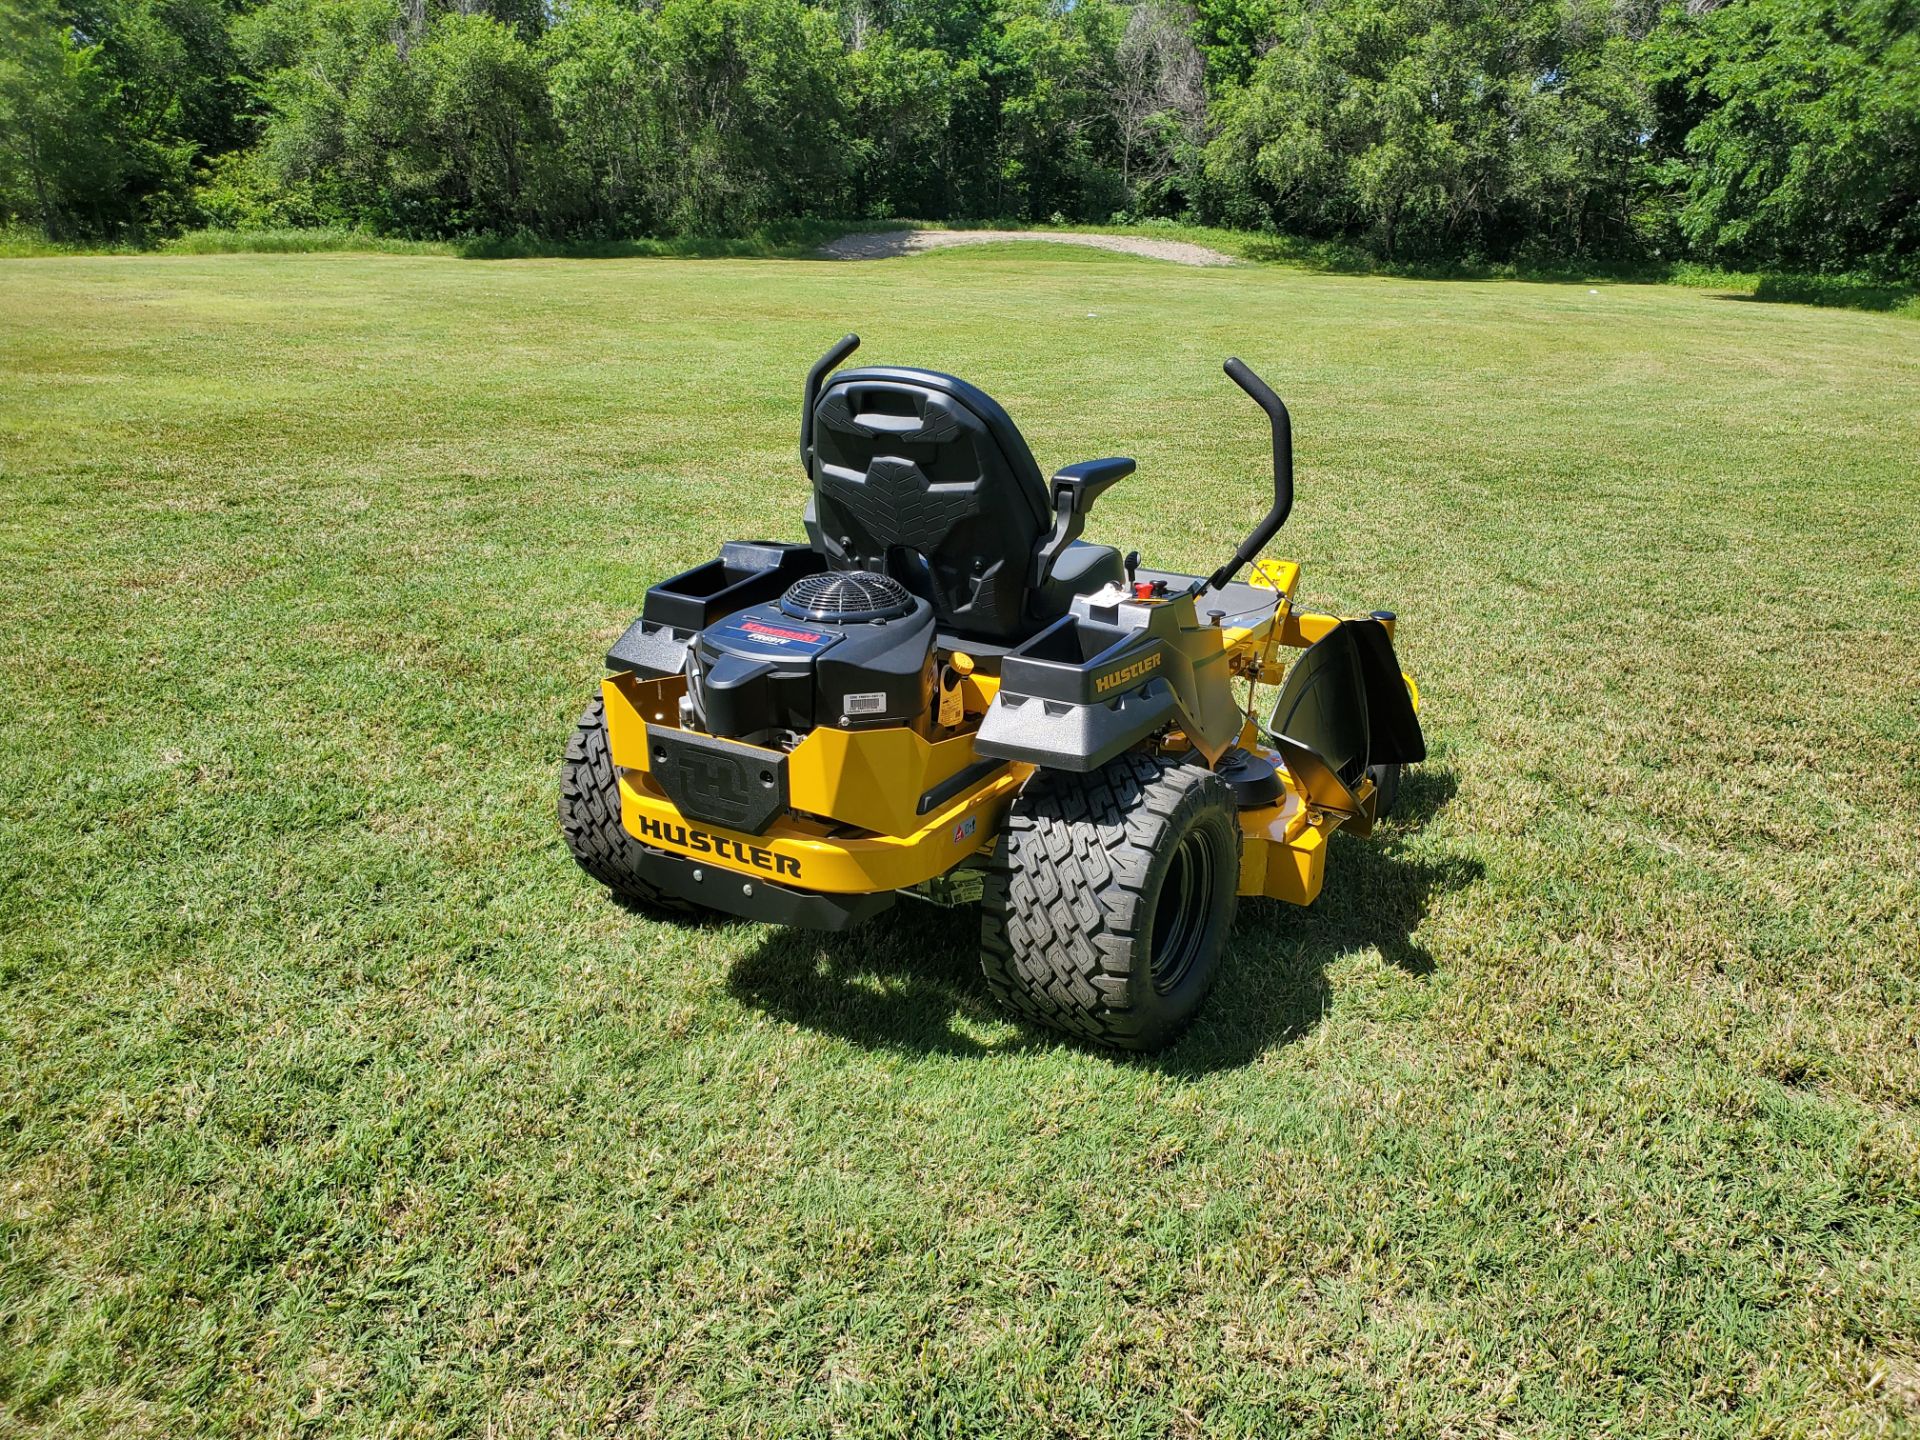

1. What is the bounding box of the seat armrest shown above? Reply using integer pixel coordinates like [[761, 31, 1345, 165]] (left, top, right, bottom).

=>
[[1049, 456, 1135, 508], [1033, 457, 1135, 588]]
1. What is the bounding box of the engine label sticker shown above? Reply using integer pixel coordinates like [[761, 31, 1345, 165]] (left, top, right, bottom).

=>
[[952, 816, 978, 844], [843, 691, 888, 716], [706, 614, 840, 655]]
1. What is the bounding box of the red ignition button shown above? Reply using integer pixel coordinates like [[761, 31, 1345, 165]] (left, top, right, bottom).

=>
[[1131, 581, 1156, 600]]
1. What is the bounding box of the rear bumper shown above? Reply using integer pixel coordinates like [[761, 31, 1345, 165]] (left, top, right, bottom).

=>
[[615, 766, 1006, 895], [626, 843, 895, 931], [603, 673, 1026, 896]]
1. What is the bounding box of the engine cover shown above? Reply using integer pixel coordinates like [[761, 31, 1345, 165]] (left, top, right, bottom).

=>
[[687, 572, 936, 742]]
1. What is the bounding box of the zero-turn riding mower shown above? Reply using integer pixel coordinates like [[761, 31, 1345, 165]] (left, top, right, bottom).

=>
[[560, 336, 1424, 1051]]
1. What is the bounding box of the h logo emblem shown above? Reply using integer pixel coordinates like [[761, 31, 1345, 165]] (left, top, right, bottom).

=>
[[682, 750, 751, 808], [649, 728, 787, 835]]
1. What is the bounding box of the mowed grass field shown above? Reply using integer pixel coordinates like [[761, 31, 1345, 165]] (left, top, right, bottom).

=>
[[2, 244, 1917, 1437]]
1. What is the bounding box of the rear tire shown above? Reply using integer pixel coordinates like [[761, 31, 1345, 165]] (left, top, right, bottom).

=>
[[980, 752, 1240, 1052], [559, 695, 693, 914], [1368, 762, 1402, 818]]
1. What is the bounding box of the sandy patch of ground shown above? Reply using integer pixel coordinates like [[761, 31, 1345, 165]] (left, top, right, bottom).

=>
[[818, 228, 1236, 267]]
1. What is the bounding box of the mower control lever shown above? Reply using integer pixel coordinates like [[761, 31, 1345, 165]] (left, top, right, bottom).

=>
[[800, 333, 861, 471], [1208, 357, 1295, 592]]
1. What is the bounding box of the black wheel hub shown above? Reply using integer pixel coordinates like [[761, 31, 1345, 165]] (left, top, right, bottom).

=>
[[1149, 827, 1217, 995]]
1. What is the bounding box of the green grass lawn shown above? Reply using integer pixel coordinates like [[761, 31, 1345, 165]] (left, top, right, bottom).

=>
[[2, 245, 1917, 1437]]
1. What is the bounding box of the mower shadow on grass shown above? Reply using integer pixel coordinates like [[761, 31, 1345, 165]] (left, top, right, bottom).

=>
[[726, 766, 1474, 1069], [1160, 767, 1479, 1075], [726, 900, 1044, 1060]]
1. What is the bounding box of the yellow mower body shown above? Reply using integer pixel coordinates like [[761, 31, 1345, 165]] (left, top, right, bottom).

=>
[[599, 556, 1408, 909], [561, 338, 1425, 1049]]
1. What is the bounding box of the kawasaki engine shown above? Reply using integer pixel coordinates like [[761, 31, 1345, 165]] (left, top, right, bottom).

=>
[[683, 570, 936, 745]]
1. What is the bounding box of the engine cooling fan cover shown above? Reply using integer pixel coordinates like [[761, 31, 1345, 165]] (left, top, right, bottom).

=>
[[779, 570, 914, 623]]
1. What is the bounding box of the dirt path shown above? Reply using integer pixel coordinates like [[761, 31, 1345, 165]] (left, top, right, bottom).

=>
[[818, 228, 1237, 267]]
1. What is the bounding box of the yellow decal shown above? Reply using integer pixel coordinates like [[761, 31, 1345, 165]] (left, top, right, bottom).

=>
[[1094, 652, 1160, 695]]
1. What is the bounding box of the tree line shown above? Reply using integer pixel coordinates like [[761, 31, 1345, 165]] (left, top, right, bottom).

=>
[[1, 0, 1915, 275]]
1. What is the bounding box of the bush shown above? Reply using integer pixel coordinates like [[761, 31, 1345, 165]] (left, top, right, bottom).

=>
[[1, 0, 1914, 277]]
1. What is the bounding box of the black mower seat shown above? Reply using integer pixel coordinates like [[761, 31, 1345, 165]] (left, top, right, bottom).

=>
[[805, 365, 1122, 644], [1039, 539, 1124, 616]]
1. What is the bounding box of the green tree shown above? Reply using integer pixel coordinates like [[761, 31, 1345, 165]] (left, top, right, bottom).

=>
[[542, 2, 663, 235], [649, 0, 851, 232], [223, 0, 389, 225], [1650, 0, 1919, 275], [0, 0, 124, 236], [845, 30, 952, 218], [7, 0, 1914, 273], [409, 13, 562, 232], [243, 0, 560, 234], [977, 0, 1123, 220], [1108, 0, 1206, 216], [1187, 0, 1280, 86], [1204, 0, 1652, 261], [2, 0, 250, 235]]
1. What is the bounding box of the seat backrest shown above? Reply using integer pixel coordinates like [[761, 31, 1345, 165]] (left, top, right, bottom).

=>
[[804, 366, 1051, 642]]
